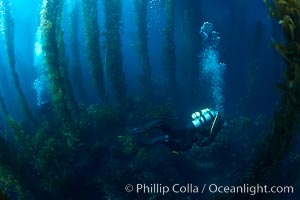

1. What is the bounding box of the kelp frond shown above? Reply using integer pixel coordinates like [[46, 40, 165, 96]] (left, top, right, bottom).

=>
[[265, 0, 300, 89]]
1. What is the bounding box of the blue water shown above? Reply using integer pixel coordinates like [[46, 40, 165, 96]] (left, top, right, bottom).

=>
[[0, 0, 297, 200], [0, 0, 283, 120]]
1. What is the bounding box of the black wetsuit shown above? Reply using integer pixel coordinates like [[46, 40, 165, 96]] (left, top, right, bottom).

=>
[[135, 116, 224, 151]]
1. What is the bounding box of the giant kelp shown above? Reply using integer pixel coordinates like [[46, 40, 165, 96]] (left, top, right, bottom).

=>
[[0, 93, 8, 116], [178, 1, 202, 106], [209, 1, 300, 199], [1, 1, 290, 200], [162, 0, 176, 100], [1, 121, 74, 198], [68, 0, 87, 103], [1, 1, 155, 198], [244, 22, 264, 114], [0, 0, 37, 127], [0, 116, 45, 200], [38, 4, 83, 191], [134, 0, 153, 99], [0, 103, 126, 199], [40, 0, 78, 129], [219, 1, 300, 199], [103, 0, 127, 105], [81, 0, 107, 103], [263, 0, 300, 163]]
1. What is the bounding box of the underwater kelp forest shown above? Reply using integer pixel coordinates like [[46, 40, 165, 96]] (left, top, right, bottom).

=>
[[0, 0, 300, 199]]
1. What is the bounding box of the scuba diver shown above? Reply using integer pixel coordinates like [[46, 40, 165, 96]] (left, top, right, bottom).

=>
[[131, 108, 224, 152]]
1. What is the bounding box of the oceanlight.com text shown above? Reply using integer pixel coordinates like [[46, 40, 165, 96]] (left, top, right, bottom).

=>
[[208, 184, 294, 196], [124, 183, 294, 196]]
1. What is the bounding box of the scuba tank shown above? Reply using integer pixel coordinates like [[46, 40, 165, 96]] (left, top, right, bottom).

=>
[[191, 108, 218, 129]]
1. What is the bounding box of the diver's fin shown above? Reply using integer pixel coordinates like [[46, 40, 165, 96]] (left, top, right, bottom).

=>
[[143, 119, 163, 130], [134, 128, 169, 145], [130, 119, 163, 136], [143, 135, 169, 145]]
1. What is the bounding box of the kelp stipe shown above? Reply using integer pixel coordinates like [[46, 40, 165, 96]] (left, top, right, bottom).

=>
[[0, 115, 44, 200], [40, 0, 76, 126], [67, 0, 87, 102], [134, 0, 153, 99], [0, 0, 37, 127], [0, 136, 25, 199], [81, 0, 107, 102], [0, 92, 8, 116], [39, 0, 79, 145], [103, 0, 127, 105], [244, 22, 264, 114], [162, 0, 176, 100], [220, 1, 300, 199], [178, 1, 201, 104], [33, 27, 49, 108], [263, 0, 300, 164]]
